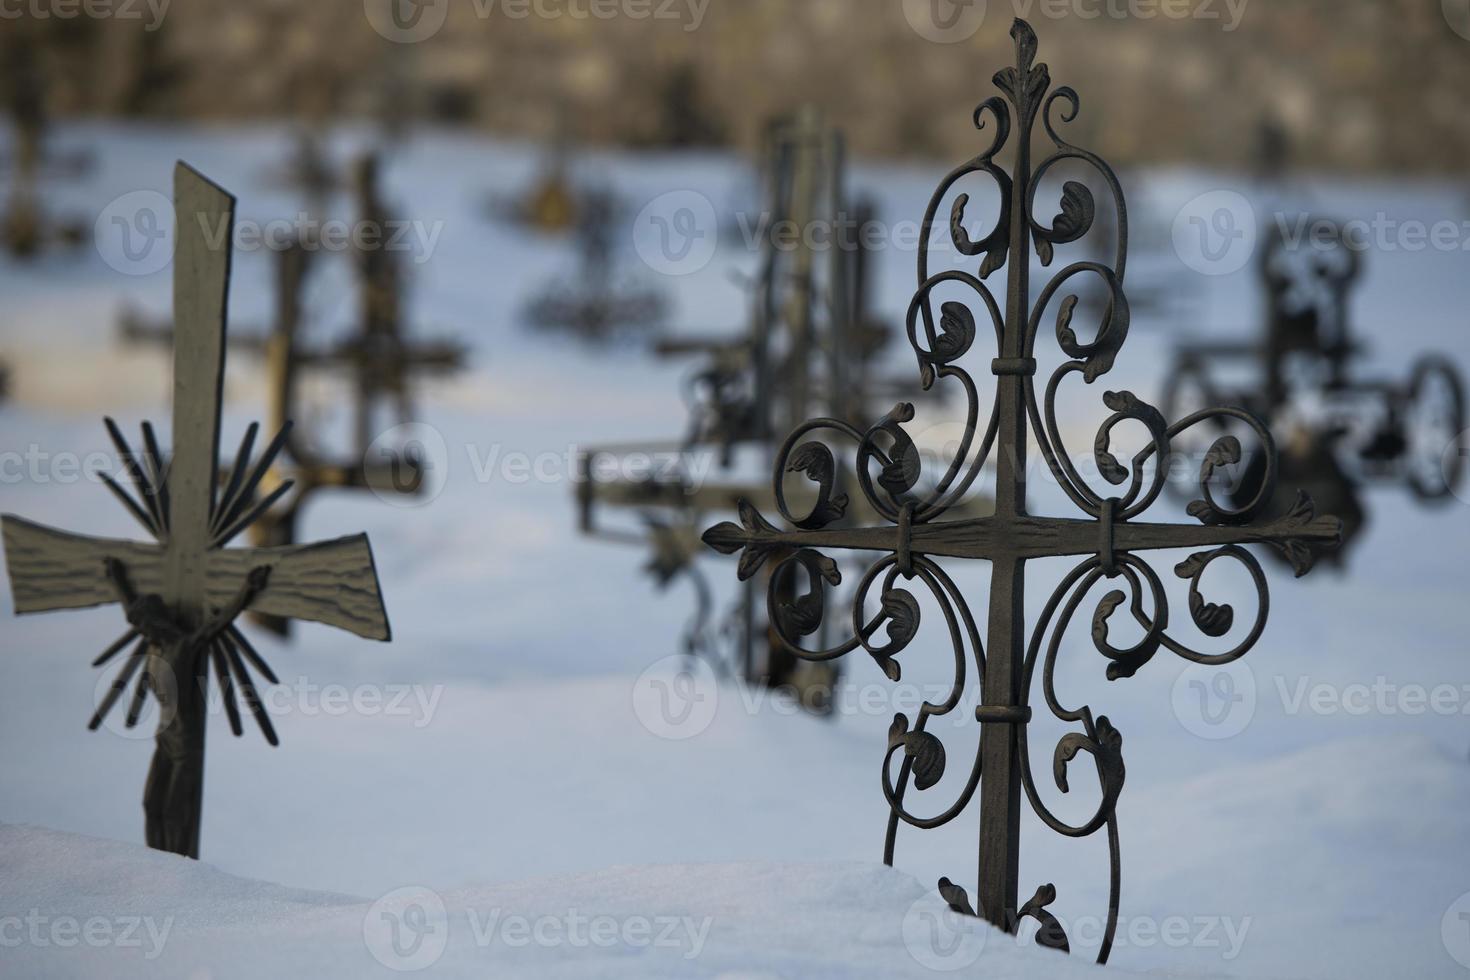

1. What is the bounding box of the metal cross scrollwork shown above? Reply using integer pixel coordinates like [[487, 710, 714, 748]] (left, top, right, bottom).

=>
[[703, 19, 1341, 964]]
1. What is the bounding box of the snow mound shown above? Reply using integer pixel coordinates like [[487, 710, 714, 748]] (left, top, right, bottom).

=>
[[0, 823, 1132, 979]]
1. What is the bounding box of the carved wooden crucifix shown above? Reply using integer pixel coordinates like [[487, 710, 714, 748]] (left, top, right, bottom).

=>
[[1, 164, 391, 859], [704, 19, 1341, 963]]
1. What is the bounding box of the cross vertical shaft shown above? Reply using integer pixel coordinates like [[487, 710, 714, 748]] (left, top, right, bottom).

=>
[[166, 164, 233, 609], [976, 83, 1032, 930], [162, 164, 236, 858]]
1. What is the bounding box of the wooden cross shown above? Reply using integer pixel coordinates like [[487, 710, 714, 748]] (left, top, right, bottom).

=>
[[338, 153, 466, 451], [115, 169, 463, 620], [703, 20, 1340, 963], [1, 164, 391, 860], [1, 27, 86, 259], [241, 239, 433, 635], [118, 153, 464, 460]]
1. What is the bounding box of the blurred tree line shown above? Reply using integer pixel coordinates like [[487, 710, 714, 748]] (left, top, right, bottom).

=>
[[3, 0, 1467, 173]]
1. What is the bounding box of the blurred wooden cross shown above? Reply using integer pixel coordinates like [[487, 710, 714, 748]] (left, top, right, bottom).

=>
[[1, 164, 391, 859]]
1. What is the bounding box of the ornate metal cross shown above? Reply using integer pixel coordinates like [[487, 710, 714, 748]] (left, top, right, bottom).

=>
[[1, 164, 391, 860], [704, 20, 1341, 963], [579, 109, 958, 694]]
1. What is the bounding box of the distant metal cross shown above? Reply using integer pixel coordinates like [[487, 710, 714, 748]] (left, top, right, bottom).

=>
[[704, 19, 1340, 964], [1, 164, 391, 860]]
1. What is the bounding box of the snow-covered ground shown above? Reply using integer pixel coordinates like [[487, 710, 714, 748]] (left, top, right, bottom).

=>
[[1, 123, 1469, 977]]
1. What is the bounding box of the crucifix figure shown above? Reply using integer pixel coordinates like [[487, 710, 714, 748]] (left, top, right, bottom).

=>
[[1, 164, 391, 859], [704, 20, 1340, 963]]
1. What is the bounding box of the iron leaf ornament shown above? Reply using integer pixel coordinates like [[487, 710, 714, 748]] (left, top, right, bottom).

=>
[[703, 19, 1341, 965]]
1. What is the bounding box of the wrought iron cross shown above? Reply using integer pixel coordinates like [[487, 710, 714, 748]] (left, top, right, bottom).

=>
[[704, 20, 1341, 964], [1, 164, 391, 860]]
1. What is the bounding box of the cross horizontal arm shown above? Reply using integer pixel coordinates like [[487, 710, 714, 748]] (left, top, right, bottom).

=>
[[303, 337, 465, 373], [215, 534, 390, 641], [2, 515, 164, 614], [3, 516, 390, 642], [704, 497, 1341, 577]]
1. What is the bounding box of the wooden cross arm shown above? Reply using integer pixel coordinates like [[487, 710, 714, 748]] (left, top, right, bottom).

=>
[[303, 336, 466, 373], [3, 516, 390, 641], [222, 535, 391, 642], [2, 515, 164, 614], [705, 493, 1341, 580], [653, 335, 750, 359]]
